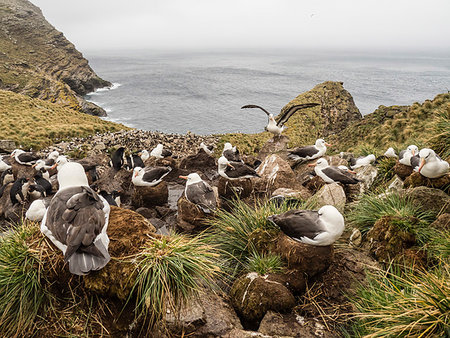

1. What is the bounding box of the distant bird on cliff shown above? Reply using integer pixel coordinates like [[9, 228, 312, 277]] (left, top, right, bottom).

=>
[[288, 138, 331, 162], [399, 145, 419, 166], [132, 166, 172, 187], [0, 156, 11, 172], [222, 143, 242, 162], [179, 173, 217, 213], [139, 149, 150, 162], [383, 147, 398, 158], [150, 144, 172, 159], [218, 156, 260, 180], [11, 149, 39, 166], [349, 154, 376, 169], [241, 103, 320, 136], [200, 142, 214, 156], [309, 158, 359, 184], [268, 205, 345, 246], [416, 148, 449, 178], [41, 162, 111, 275]]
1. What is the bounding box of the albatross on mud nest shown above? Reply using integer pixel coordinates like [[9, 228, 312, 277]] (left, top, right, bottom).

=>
[[416, 148, 449, 178], [218, 156, 260, 180], [40, 162, 111, 275], [268, 205, 345, 246], [309, 158, 360, 184], [179, 173, 217, 214], [241, 103, 320, 136], [288, 138, 331, 162]]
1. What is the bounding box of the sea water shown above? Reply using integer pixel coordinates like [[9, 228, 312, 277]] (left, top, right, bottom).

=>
[[84, 49, 450, 135]]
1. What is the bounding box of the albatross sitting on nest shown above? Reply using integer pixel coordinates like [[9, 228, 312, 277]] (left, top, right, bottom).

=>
[[241, 103, 320, 136], [179, 173, 217, 213], [268, 205, 345, 246], [416, 148, 449, 178], [288, 138, 331, 163], [40, 162, 111, 275], [218, 156, 260, 180], [309, 158, 360, 184]]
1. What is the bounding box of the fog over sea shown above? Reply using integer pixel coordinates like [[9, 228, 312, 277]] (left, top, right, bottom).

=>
[[85, 49, 450, 135]]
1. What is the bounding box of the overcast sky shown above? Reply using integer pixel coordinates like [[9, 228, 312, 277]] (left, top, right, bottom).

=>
[[30, 0, 450, 52]]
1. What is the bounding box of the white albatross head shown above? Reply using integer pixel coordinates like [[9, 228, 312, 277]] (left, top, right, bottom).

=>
[[11, 149, 24, 157], [48, 151, 60, 160], [53, 155, 69, 171], [57, 162, 88, 190], [309, 158, 329, 170], [32, 159, 46, 170], [223, 142, 233, 152], [179, 173, 203, 185], [407, 145, 419, 156], [315, 139, 331, 149]]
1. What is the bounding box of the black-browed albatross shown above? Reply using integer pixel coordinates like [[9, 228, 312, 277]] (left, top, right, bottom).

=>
[[241, 103, 320, 136], [218, 156, 260, 180], [40, 162, 111, 275], [179, 173, 217, 213], [132, 166, 172, 186], [268, 205, 345, 246], [309, 158, 359, 184], [288, 138, 331, 162]]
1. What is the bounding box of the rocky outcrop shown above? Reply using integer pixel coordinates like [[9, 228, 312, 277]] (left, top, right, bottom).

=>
[[0, 0, 109, 115], [314, 182, 346, 212], [404, 172, 450, 192], [405, 186, 450, 216]]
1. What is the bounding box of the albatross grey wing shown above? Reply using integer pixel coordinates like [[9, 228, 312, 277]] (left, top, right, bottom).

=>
[[223, 149, 242, 162], [18, 152, 39, 164], [268, 209, 324, 240], [276, 103, 320, 126], [225, 162, 260, 179], [241, 104, 271, 116], [45, 186, 110, 275], [410, 155, 420, 169], [322, 167, 359, 184], [398, 150, 407, 160], [186, 181, 216, 213], [289, 145, 319, 158], [142, 167, 171, 183]]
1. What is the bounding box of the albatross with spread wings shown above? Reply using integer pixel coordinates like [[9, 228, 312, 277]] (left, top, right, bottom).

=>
[[241, 103, 320, 136]]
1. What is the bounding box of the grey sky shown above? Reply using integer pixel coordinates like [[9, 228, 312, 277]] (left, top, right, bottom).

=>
[[30, 0, 450, 52]]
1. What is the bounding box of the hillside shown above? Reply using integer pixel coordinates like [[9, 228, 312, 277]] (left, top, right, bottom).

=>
[[0, 90, 128, 149], [0, 0, 109, 115]]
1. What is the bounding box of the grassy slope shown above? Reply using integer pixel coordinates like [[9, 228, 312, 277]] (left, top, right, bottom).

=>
[[0, 90, 128, 149]]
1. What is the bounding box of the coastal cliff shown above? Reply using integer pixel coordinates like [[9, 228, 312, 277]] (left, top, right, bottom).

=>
[[0, 0, 109, 115]]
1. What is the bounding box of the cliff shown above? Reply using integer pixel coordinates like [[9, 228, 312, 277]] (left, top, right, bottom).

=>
[[0, 0, 109, 115]]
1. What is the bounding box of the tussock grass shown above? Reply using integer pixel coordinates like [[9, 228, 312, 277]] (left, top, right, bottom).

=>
[[0, 222, 49, 337], [351, 262, 450, 337], [429, 108, 450, 160], [207, 198, 315, 278], [0, 90, 128, 149], [371, 157, 397, 190], [245, 251, 285, 275], [348, 192, 436, 235], [130, 233, 220, 328]]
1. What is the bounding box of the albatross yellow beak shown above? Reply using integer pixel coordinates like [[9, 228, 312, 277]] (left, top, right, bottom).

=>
[[418, 158, 426, 173]]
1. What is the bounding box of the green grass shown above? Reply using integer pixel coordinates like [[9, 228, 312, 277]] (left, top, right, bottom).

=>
[[371, 157, 397, 191], [129, 233, 220, 328], [245, 251, 285, 275], [348, 192, 436, 235], [0, 222, 49, 336], [351, 262, 450, 337], [429, 107, 450, 161], [207, 198, 315, 279]]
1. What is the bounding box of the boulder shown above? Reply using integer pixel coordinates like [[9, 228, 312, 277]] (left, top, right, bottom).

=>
[[0, 183, 13, 217], [257, 135, 290, 160], [365, 216, 424, 266], [135, 207, 158, 219], [430, 213, 450, 231], [166, 291, 243, 337], [271, 187, 312, 201], [217, 177, 253, 199], [354, 164, 378, 194], [253, 154, 303, 195], [393, 162, 414, 180], [0, 140, 16, 153], [11, 160, 35, 180], [131, 181, 169, 208], [405, 186, 450, 215], [387, 175, 404, 192], [313, 182, 346, 212], [258, 311, 337, 338], [230, 272, 296, 324], [179, 149, 216, 171], [404, 172, 450, 193]]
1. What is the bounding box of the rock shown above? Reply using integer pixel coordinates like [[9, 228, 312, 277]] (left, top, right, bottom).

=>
[[365, 216, 423, 266], [166, 291, 243, 337], [0, 183, 14, 217], [11, 160, 35, 180], [405, 186, 450, 215], [393, 162, 413, 180], [404, 172, 450, 193], [218, 177, 253, 199], [258, 311, 338, 338], [430, 213, 450, 231], [83, 207, 156, 300], [0, 140, 16, 153], [387, 174, 404, 192], [257, 135, 290, 160], [271, 187, 312, 201], [253, 154, 304, 195], [179, 150, 216, 171], [313, 182, 346, 212], [135, 207, 158, 219], [92, 142, 106, 152], [354, 164, 378, 194], [177, 196, 215, 231], [230, 272, 296, 324], [221, 329, 268, 338], [131, 181, 169, 208], [349, 228, 362, 247]]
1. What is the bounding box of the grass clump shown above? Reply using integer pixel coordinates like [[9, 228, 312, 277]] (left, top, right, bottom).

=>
[[348, 192, 436, 235], [351, 262, 450, 337], [371, 157, 397, 190], [429, 107, 450, 160], [245, 251, 285, 275], [207, 198, 314, 278], [0, 222, 49, 336], [130, 233, 220, 328]]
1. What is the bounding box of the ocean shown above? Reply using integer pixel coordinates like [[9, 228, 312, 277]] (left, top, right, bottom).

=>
[[84, 49, 450, 135]]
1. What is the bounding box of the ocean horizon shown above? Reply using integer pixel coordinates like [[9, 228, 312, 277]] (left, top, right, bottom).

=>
[[84, 49, 450, 135]]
